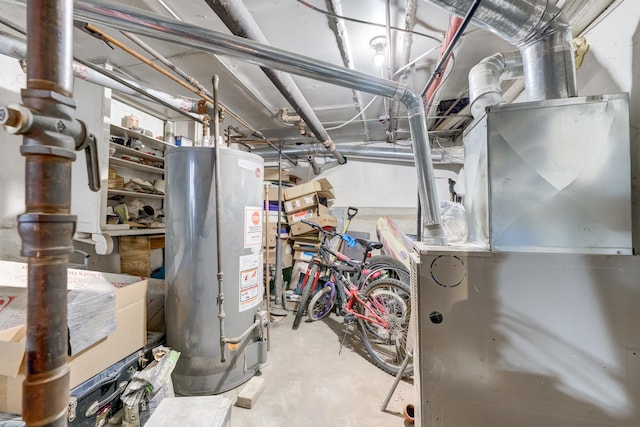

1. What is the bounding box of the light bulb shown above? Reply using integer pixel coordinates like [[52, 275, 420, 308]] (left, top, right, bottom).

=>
[[369, 35, 387, 67]]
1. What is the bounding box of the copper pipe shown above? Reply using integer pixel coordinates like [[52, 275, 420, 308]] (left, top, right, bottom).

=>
[[84, 24, 212, 103], [85, 24, 292, 161], [21, 0, 76, 425]]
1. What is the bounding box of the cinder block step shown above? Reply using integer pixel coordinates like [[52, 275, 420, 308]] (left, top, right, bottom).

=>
[[236, 376, 265, 409], [145, 396, 232, 427]]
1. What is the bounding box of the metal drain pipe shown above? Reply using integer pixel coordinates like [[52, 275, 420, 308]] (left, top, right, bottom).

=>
[[18, 1, 75, 424], [205, 0, 346, 165], [74, 0, 446, 244]]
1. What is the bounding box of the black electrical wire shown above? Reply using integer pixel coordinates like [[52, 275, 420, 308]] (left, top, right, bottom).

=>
[[296, 0, 442, 43], [419, 0, 482, 98]]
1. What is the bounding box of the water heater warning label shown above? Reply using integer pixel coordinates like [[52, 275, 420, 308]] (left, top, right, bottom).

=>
[[244, 206, 263, 248], [239, 253, 261, 312]]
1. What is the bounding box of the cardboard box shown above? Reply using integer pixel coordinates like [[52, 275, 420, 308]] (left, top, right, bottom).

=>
[[290, 214, 338, 236], [287, 204, 329, 225], [0, 261, 116, 356], [284, 193, 318, 214], [283, 178, 334, 201], [293, 250, 317, 262], [264, 168, 289, 182], [263, 210, 287, 224], [291, 231, 323, 242], [0, 277, 147, 414], [292, 241, 321, 252], [263, 245, 293, 264], [287, 208, 316, 224]]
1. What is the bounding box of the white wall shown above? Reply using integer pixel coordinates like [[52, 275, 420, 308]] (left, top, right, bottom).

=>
[[111, 98, 164, 138], [574, 0, 640, 250], [283, 158, 461, 242], [0, 55, 26, 260]]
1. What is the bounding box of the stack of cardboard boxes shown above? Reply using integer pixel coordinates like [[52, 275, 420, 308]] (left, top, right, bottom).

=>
[[283, 178, 337, 263], [263, 169, 295, 269]]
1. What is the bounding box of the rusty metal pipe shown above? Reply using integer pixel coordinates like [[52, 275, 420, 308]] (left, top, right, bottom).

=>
[[21, 0, 76, 425]]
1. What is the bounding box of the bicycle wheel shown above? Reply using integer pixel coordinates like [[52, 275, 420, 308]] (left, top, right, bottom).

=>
[[292, 264, 318, 330], [358, 277, 412, 376], [307, 281, 336, 321]]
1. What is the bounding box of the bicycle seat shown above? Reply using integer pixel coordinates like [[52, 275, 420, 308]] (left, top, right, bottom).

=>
[[355, 238, 383, 251]]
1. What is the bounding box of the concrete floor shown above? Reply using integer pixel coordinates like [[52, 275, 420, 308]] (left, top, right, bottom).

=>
[[224, 311, 415, 427]]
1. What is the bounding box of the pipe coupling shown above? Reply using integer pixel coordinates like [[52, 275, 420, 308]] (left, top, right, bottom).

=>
[[18, 213, 77, 257]]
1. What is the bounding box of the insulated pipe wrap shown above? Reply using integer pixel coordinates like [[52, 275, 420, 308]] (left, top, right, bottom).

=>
[[469, 51, 523, 118]]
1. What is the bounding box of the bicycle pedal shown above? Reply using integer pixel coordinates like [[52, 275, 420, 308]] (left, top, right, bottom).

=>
[[343, 313, 356, 324]]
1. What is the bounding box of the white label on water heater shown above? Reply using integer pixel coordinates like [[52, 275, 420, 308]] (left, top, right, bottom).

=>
[[239, 253, 261, 312], [244, 206, 263, 248]]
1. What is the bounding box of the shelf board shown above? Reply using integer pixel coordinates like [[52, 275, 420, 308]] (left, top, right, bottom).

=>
[[110, 123, 175, 150], [103, 228, 166, 237], [108, 189, 164, 199], [109, 157, 164, 174], [110, 142, 164, 163]]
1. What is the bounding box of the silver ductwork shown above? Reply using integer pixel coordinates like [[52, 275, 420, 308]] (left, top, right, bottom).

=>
[[468, 51, 522, 118], [0, 31, 200, 114], [74, 0, 447, 244], [205, 0, 346, 165], [253, 145, 418, 164], [427, 0, 577, 101]]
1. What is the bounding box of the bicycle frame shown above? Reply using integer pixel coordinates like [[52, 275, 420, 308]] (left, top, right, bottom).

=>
[[300, 258, 324, 293], [333, 271, 391, 329]]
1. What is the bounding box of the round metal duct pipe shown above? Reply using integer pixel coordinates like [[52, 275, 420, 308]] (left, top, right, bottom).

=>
[[425, 0, 577, 101]]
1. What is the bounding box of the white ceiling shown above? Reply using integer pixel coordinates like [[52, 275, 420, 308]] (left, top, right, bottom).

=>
[[0, 0, 618, 153]]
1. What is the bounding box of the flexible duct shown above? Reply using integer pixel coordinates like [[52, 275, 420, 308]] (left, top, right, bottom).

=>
[[426, 0, 577, 101], [469, 51, 523, 118], [74, 0, 446, 244], [205, 0, 346, 165]]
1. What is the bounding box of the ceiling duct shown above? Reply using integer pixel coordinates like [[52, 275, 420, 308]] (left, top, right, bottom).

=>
[[468, 50, 523, 118], [426, 0, 577, 101], [74, 0, 447, 245], [252, 145, 440, 165], [0, 30, 201, 115], [205, 0, 346, 165]]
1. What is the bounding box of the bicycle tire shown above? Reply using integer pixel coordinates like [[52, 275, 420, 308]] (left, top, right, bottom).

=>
[[307, 282, 336, 322], [292, 264, 318, 330], [360, 259, 410, 289], [358, 277, 413, 376]]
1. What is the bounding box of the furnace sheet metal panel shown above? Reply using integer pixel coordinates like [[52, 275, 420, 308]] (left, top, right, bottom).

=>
[[413, 243, 640, 427], [464, 93, 631, 254]]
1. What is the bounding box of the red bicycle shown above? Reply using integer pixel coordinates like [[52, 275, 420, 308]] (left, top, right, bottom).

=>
[[293, 220, 412, 376]]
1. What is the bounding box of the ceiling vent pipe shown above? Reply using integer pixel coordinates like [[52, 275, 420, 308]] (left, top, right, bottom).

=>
[[426, 0, 577, 101], [469, 50, 523, 118], [205, 0, 346, 165], [75, 0, 447, 245], [253, 145, 419, 164]]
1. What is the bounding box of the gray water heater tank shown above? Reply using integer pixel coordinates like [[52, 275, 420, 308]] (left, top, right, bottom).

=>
[[165, 146, 266, 395]]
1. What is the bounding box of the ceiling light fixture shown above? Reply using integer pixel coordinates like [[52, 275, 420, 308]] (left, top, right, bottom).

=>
[[369, 35, 387, 66]]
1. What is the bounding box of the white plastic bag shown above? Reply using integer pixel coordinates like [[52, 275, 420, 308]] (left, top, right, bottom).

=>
[[440, 201, 468, 244]]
